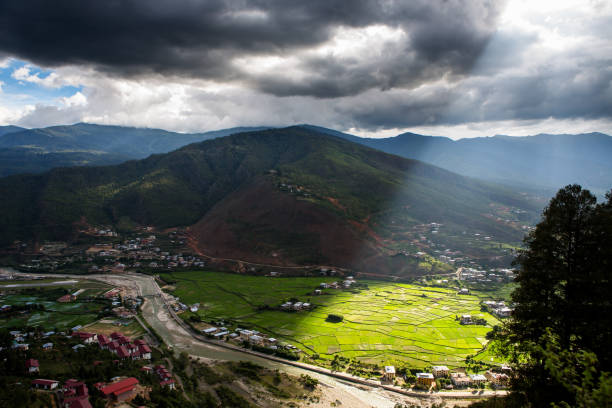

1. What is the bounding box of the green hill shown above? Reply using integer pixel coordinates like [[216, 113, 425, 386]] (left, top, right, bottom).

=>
[[0, 123, 269, 176], [0, 127, 540, 275]]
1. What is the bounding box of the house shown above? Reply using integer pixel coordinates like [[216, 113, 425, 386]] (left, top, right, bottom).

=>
[[117, 346, 130, 359], [202, 327, 218, 335], [73, 344, 86, 352], [138, 344, 152, 360], [99, 377, 139, 402], [460, 315, 472, 325], [470, 374, 487, 385], [485, 370, 509, 387], [249, 335, 264, 345], [382, 366, 396, 381], [31, 379, 59, 390], [459, 288, 470, 295], [26, 359, 39, 373], [416, 373, 435, 388], [239, 329, 254, 340], [42, 342, 53, 351], [97, 335, 110, 349], [160, 379, 176, 390], [432, 366, 450, 378], [450, 373, 472, 387], [72, 332, 97, 344], [13, 342, 29, 351]]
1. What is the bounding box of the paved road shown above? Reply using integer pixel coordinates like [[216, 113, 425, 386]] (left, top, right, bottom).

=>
[[6, 270, 506, 406]]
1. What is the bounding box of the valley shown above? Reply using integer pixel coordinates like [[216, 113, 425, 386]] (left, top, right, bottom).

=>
[[160, 270, 508, 370]]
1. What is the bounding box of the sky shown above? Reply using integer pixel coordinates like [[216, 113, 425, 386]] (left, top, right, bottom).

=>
[[0, 0, 611, 139]]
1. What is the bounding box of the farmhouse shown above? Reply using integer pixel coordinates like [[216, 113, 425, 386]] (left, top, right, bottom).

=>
[[382, 366, 396, 381], [460, 315, 472, 325], [31, 379, 59, 390], [416, 373, 435, 388], [432, 365, 450, 377]]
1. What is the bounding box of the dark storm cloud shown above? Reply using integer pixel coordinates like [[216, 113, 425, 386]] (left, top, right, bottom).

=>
[[0, 0, 503, 98]]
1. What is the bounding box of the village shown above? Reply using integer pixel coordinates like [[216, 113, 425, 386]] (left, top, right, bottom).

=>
[[3, 326, 176, 408]]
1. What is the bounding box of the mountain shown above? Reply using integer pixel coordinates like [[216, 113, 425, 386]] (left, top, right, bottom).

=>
[[0, 125, 25, 137], [308, 126, 612, 194], [0, 123, 269, 176], [0, 127, 540, 276]]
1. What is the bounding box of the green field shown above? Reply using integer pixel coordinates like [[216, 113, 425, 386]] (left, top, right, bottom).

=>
[[161, 271, 506, 369], [0, 280, 111, 330]]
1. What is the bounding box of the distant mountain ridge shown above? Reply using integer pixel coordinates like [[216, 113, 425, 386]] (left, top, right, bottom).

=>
[[1, 122, 609, 194], [301, 125, 612, 194], [0, 126, 540, 276]]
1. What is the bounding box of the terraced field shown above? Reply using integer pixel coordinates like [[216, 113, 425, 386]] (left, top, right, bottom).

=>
[[161, 271, 505, 369]]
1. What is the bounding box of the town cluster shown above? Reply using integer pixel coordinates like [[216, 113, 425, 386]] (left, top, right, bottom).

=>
[[382, 364, 512, 390]]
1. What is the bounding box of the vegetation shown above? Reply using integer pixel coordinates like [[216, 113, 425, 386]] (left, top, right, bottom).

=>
[[0, 127, 539, 277], [162, 271, 505, 369], [491, 185, 612, 407]]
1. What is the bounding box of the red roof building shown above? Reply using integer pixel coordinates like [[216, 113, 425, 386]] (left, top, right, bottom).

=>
[[100, 377, 139, 402], [26, 358, 39, 373], [117, 345, 130, 359], [31, 379, 59, 390]]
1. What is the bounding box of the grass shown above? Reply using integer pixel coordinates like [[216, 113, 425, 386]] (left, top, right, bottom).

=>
[[161, 270, 507, 369], [0, 279, 111, 330], [85, 318, 145, 338]]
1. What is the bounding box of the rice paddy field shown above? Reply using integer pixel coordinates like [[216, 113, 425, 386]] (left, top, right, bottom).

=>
[[0, 280, 111, 330], [161, 270, 506, 369]]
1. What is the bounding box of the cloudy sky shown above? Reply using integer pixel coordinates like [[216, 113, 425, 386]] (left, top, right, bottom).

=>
[[0, 0, 610, 139]]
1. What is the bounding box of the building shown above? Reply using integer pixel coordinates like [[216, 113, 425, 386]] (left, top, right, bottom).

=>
[[432, 366, 450, 378], [382, 366, 396, 381], [416, 373, 435, 388], [26, 358, 39, 373], [160, 379, 176, 390], [470, 374, 487, 385], [99, 377, 139, 402], [450, 372, 472, 387], [31, 379, 59, 390], [63, 379, 91, 408], [72, 332, 97, 344], [42, 342, 53, 351], [485, 370, 509, 387], [460, 315, 472, 325], [249, 335, 264, 345]]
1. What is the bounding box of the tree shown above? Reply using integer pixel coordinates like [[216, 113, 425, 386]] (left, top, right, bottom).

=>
[[493, 185, 612, 406]]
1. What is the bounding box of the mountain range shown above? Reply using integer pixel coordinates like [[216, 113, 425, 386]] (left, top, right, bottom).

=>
[[0, 126, 541, 276], [303, 125, 612, 195], [1, 123, 610, 196]]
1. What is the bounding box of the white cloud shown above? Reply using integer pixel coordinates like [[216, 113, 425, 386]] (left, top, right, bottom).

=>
[[60, 91, 87, 107], [11, 65, 65, 88]]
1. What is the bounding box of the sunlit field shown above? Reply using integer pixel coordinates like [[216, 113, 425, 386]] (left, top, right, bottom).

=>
[[161, 271, 505, 369]]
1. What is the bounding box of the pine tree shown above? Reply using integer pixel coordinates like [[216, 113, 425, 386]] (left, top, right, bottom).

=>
[[494, 185, 612, 406]]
